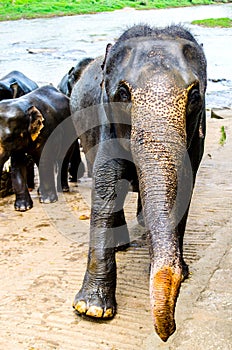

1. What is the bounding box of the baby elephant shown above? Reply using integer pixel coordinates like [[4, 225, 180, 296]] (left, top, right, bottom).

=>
[[0, 85, 73, 211], [0, 70, 39, 196], [0, 70, 38, 101]]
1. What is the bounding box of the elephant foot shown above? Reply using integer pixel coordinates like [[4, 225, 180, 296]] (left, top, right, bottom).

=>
[[14, 194, 33, 211], [115, 242, 130, 252], [62, 185, 70, 192], [39, 192, 58, 204], [73, 274, 116, 319], [57, 184, 70, 193], [68, 175, 77, 183]]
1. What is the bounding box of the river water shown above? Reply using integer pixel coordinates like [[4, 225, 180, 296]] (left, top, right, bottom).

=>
[[0, 3, 231, 108]]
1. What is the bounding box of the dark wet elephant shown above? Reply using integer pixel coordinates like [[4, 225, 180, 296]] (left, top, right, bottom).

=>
[[0, 70, 39, 195], [70, 25, 207, 342], [0, 70, 38, 100], [57, 58, 94, 182], [0, 85, 73, 211]]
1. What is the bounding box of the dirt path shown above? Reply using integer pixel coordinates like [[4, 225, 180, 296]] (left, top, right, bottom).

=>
[[0, 114, 231, 350]]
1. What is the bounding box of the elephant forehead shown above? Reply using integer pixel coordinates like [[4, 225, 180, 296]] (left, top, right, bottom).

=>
[[112, 38, 192, 69]]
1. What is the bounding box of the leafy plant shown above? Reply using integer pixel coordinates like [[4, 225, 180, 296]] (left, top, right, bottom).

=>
[[219, 126, 226, 146]]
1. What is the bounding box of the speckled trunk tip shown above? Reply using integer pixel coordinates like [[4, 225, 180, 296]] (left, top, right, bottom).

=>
[[150, 266, 182, 342]]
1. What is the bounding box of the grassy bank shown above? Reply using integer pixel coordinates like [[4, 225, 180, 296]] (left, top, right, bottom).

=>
[[192, 17, 232, 27], [0, 0, 214, 21]]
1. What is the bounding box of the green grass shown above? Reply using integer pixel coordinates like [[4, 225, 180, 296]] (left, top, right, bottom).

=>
[[0, 0, 214, 21], [191, 17, 232, 27], [219, 126, 227, 146]]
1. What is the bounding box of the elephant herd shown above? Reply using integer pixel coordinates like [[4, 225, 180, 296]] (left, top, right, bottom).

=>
[[0, 64, 89, 209], [0, 24, 207, 342]]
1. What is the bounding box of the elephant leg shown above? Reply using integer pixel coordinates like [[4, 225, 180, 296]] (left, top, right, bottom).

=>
[[38, 155, 57, 204], [112, 180, 131, 250], [26, 155, 35, 190], [177, 209, 190, 280], [73, 155, 130, 319], [136, 191, 145, 227], [57, 147, 71, 193], [68, 139, 85, 182], [11, 152, 33, 211], [177, 145, 202, 281]]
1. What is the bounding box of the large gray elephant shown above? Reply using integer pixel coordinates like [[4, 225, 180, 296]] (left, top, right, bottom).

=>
[[70, 25, 207, 342]]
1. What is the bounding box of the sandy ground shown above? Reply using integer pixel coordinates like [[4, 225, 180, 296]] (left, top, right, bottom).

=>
[[0, 114, 232, 350]]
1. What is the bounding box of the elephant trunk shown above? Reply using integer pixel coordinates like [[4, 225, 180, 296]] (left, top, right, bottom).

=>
[[130, 78, 190, 341], [134, 140, 183, 342]]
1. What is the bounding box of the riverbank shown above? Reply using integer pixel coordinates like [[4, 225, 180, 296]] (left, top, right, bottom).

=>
[[0, 0, 216, 21], [1, 4, 231, 109]]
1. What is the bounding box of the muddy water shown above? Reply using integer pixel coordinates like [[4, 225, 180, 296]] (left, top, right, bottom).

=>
[[0, 4, 231, 108]]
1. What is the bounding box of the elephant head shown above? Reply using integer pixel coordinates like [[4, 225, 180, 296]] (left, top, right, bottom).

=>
[[58, 57, 94, 97], [0, 102, 44, 171], [101, 25, 206, 341]]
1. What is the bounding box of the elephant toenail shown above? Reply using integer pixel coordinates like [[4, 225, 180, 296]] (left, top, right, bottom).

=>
[[74, 300, 87, 314], [86, 306, 103, 318], [103, 308, 114, 318]]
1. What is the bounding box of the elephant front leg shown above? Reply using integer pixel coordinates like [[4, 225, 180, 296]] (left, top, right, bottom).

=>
[[73, 156, 130, 319], [11, 153, 33, 211], [73, 246, 117, 318]]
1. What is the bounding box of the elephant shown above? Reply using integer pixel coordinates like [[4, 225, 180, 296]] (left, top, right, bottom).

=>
[[0, 70, 38, 100], [0, 70, 39, 196], [70, 25, 207, 342], [0, 85, 73, 211], [57, 58, 95, 182], [58, 57, 94, 97]]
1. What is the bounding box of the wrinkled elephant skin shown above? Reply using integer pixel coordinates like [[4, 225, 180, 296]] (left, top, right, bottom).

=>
[[70, 25, 207, 342]]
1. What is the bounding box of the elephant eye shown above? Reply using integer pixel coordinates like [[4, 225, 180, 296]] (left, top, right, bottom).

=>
[[188, 83, 201, 103], [115, 84, 131, 103], [187, 83, 202, 115]]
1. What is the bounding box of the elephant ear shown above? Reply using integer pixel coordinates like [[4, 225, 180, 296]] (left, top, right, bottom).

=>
[[27, 106, 44, 141], [101, 43, 112, 71], [100, 43, 112, 104], [10, 82, 24, 98]]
